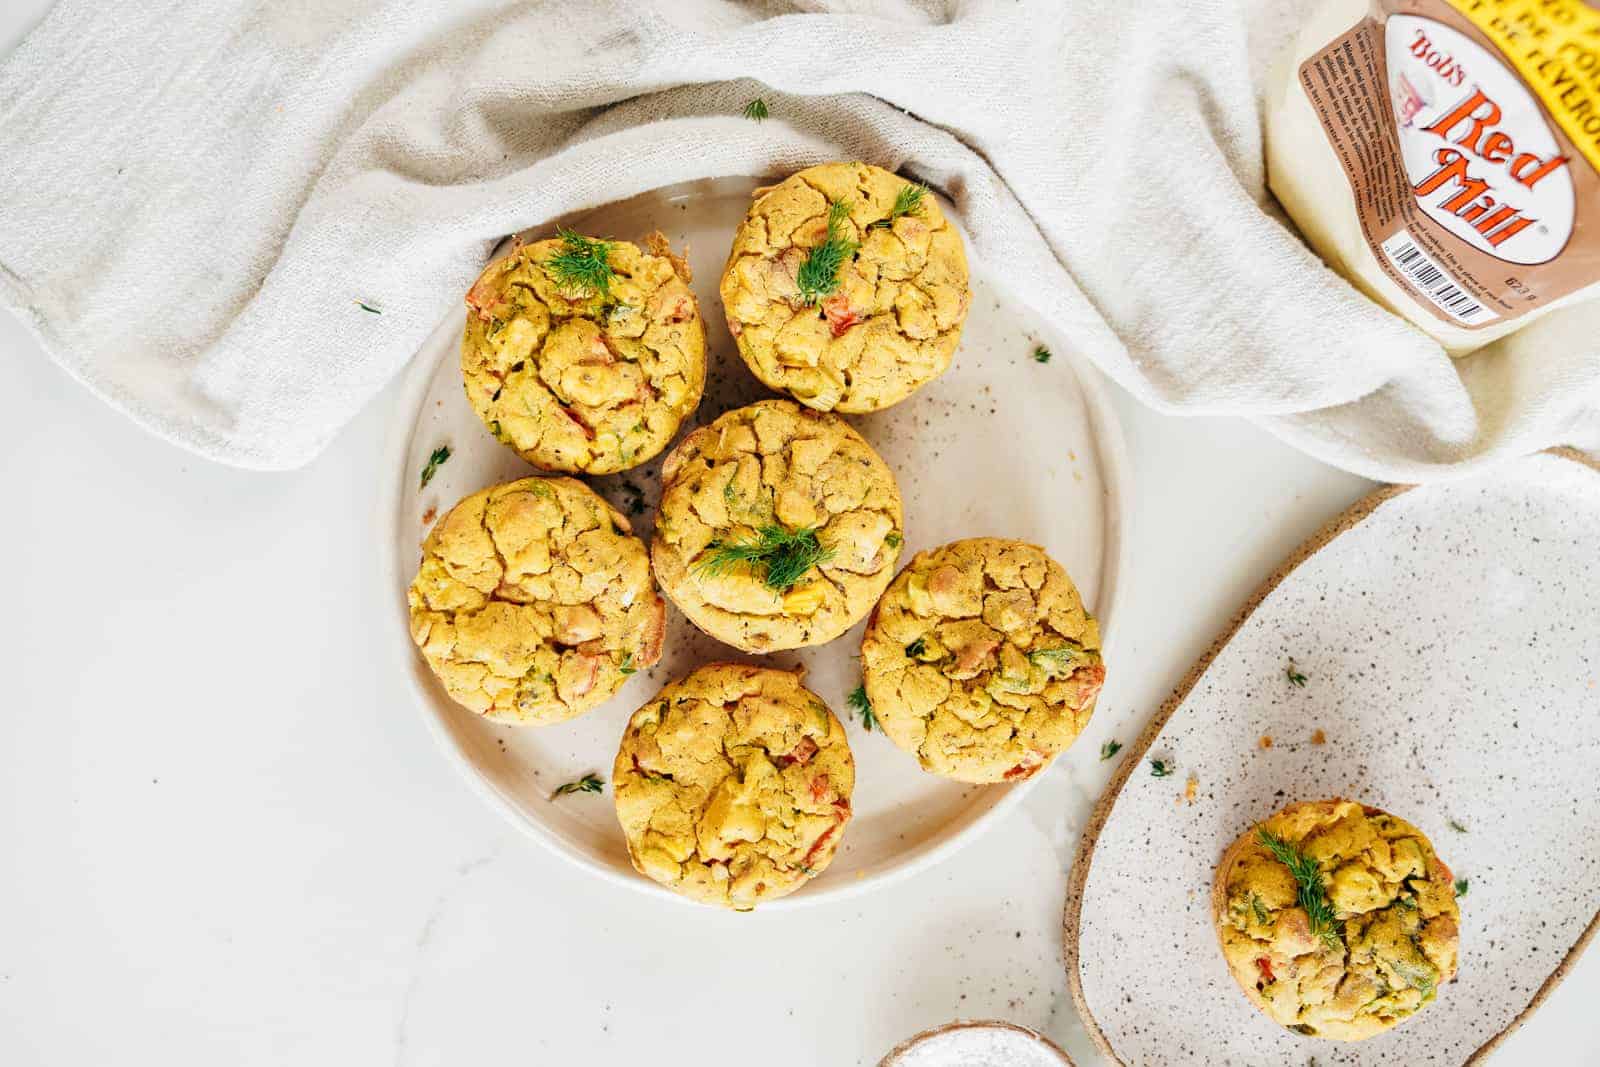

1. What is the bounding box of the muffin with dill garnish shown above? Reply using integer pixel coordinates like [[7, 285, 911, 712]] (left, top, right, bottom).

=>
[[461, 229, 706, 474], [1213, 799, 1461, 1041], [407, 476, 665, 724], [612, 663, 854, 909], [719, 162, 971, 413], [860, 538, 1105, 784], [650, 399, 903, 652]]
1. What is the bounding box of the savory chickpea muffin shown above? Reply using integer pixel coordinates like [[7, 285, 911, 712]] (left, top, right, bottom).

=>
[[1213, 799, 1461, 1041], [461, 230, 706, 475], [407, 477, 665, 724], [651, 399, 904, 652], [612, 663, 854, 909], [861, 538, 1105, 784], [719, 162, 971, 413]]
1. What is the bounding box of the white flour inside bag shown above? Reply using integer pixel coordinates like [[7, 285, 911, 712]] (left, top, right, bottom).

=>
[[1268, 0, 1600, 355]]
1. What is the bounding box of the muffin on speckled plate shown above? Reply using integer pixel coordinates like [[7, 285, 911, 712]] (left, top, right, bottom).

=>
[[461, 230, 706, 474], [1213, 799, 1461, 1041], [861, 538, 1105, 784], [612, 663, 854, 910], [408, 477, 665, 724], [719, 162, 971, 413], [651, 399, 904, 652]]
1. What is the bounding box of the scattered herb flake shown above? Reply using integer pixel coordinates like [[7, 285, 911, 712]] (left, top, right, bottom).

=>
[[1286, 659, 1308, 687], [1455, 878, 1469, 898], [418, 445, 451, 490], [1149, 758, 1174, 778], [1032, 344, 1052, 364], [354, 300, 382, 314], [618, 652, 636, 677], [1099, 739, 1122, 761], [742, 97, 769, 121], [796, 199, 857, 305], [846, 684, 877, 732], [1258, 828, 1343, 950], [1448, 819, 1468, 833], [1028, 644, 1085, 673], [884, 531, 902, 549], [694, 524, 833, 593], [904, 637, 928, 659], [1250, 893, 1270, 926], [551, 773, 604, 799]]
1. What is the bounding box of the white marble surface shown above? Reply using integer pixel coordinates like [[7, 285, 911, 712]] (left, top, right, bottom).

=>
[[3, 4, 1598, 1064]]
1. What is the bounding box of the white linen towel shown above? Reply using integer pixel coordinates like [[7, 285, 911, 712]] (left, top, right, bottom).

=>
[[1, 0, 1596, 480]]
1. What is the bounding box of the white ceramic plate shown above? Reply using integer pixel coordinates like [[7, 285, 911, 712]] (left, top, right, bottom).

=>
[[1065, 451, 1600, 1063], [380, 176, 1129, 907]]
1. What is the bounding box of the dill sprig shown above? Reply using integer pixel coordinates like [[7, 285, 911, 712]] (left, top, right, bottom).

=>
[[419, 445, 450, 489], [1455, 877, 1469, 898], [1286, 659, 1308, 687], [1099, 740, 1122, 761], [551, 773, 604, 799], [1149, 758, 1174, 778], [846, 685, 877, 732], [742, 97, 769, 121], [796, 199, 857, 305], [868, 181, 928, 230], [904, 637, 928, 659], [694, 524, 833, 593], [545, 228, 615, 299], [1032, 345, 1052, 364], [1257, 828, 1343, 951]]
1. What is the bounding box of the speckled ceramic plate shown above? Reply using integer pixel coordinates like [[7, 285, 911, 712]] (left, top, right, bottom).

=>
[[1064, 450, 1600, 1063], [378, 176, 1130, 908]]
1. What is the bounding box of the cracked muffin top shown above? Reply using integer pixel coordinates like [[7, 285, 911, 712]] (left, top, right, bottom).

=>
[[860, 538, 1105, 784], [407, 477, 665, 725], [612, 663, 854, 910], [1213, 799, 1461, 1042], [651, 399, 904, 653], [461, 231, 706, 475], [719, 162, 971, 413]]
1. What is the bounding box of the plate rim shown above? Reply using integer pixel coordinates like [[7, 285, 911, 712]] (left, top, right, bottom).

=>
[[375, 175, 1135, 909], [1060, 446, 1600, 1065]]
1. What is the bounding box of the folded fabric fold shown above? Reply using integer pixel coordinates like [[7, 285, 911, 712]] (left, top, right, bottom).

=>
[[1, 0, 1594, 478]]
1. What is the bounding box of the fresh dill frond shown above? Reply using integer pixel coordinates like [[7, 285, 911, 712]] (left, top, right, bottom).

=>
[[904, 637, 928, 659], [868, 181, 928, 230], [694, 524, 833, 593], [1257, 828, 1343, 950], [1149, 758, 1174, 778], [419, 445, 451, 489], [1099, 739, 1122, 761], [796, 199, 857, 305], [1286, 659, 1308, 687], [846, 684, 877, 732], [1032, 344, 1052, 364], [545, 228, 615, 299], [551, 773, 604, 799], [742, 97, 769, 121]]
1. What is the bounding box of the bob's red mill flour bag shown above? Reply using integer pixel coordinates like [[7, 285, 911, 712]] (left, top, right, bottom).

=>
[[1268, 0, 1600, 355]]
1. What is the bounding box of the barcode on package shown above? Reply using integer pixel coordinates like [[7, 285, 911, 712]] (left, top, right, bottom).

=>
[[1380, 231, 1497, 325]]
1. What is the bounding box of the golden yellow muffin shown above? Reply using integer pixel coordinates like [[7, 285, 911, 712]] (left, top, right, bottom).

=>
[[461, 231, 706, 474], [1213, 799, 1462, 1041], [860, 538, 1104, 784], [407, 477, 665, 724], [612, 663, 854, 909], [651, 399, 904, 652], [719, 162, 971, 413]]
